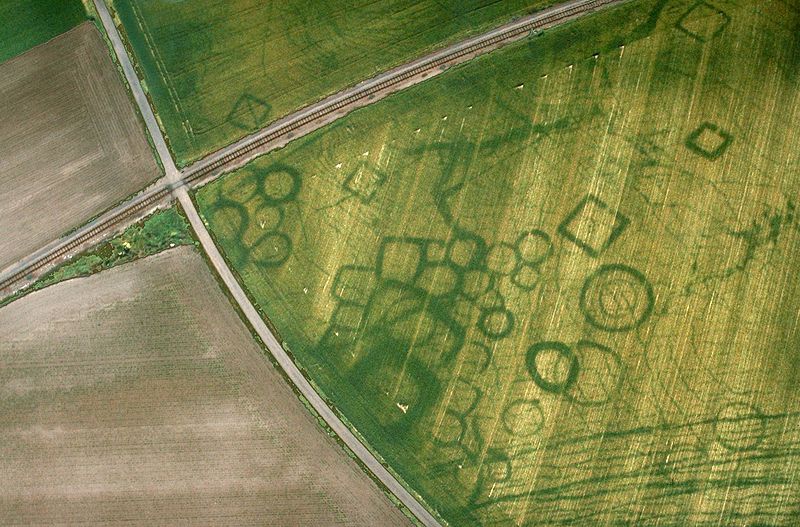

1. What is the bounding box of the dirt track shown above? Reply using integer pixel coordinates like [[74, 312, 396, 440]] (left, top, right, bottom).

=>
[[0, 22, 158, 270], [0, 247, 409, 526]]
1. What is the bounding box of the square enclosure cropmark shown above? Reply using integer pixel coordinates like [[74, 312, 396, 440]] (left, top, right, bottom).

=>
[[332, 265, 377, 307], [377, 237, 424, 284], [558, 194, 629, 257], [685, 122, 733, 159], [343, 161, 386, 203], [227, 93, 272, 131], [676, 2, 730, 42]]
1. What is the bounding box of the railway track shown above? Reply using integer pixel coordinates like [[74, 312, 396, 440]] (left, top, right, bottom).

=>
[[0, 186, 172, 292], [0, 0, 622, 295], [182, 0, 618, 185]]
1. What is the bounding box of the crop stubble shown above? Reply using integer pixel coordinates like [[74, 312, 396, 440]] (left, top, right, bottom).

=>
[[0, 22, 159, 271], [0, 247, 409, 526]]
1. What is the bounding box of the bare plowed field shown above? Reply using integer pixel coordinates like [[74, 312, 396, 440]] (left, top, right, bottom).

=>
[[0, 22, 159, 270], [197, 0, 800, 523], [0, 247, 409, 526]]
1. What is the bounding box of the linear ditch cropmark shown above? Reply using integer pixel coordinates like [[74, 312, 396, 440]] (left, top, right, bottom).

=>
[[2, 3, 643, 524], [2, 0, 628, 296], [191, 0, 800, 523], [21, 3, 744, 527], [0, 0, 623, 300], [182, 0, 625, 187]]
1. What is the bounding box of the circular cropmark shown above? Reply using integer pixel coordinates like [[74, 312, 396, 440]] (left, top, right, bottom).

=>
[[526, 341, 579, 394], [515, 229, 553, 265], [565, 340, 624, 407], [256, 164, 301, 205], [511, 263, 542, 291], [713, 402, 767, 452], [501, 399, 544, 437], [478, 307, 514, 339], [209, 200, 249, 239], [251, 232, 291, 267], [486, 243, 519, 275], [432, 411, 467, 446], [253, 205, 284, 232], [580, 263, 655, 332]]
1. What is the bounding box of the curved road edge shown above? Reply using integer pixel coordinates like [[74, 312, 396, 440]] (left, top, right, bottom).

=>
[[176, 188, 442, 526], [4, 1, 632, 523], [94, 1, 442, 524], [1, 0, 627, 295]]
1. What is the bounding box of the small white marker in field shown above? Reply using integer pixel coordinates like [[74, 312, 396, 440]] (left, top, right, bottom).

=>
[[303, 287, 308, 294], [467, 105, 473, 109], [169, 243, 175, 248], [335, 162, 342, 169], [442, 115, 448, 121], [334, 331, 340, 337], [414, 128, 421, 133], [362, 151, 369, 156], [397, 403, 408, 414], [515, 83, 524, 90], [259, 220, 266, 229]]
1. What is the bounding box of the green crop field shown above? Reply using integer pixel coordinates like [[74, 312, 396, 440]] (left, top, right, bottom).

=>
[[111, 0, 553, 166], [0, 0, 87, 64], [197, 0, 800, 524]]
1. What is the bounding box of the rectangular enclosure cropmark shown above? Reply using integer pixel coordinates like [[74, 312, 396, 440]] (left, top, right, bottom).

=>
[[195, 0, 800, 524], [112, 0, 555, 164], [676, 2, 730, 42], [378, 237, 426, 284], [557, 194, 630, 257], [344, 161, 387, 203], [685, 122, 733, 159], [227, 93, 272, 131]]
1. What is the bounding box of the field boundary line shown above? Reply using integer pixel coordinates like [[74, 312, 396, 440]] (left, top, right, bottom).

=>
[[127, 1, 193, 142], [1, 0, 625, 297], [181, 0, 629, 187], [93, 1, 445, 524], [176, 188, 443, 526], [1, 1, 630, 522]]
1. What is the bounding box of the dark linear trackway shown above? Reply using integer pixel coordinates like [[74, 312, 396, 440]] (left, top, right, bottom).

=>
[[1, 2, 629, 524], [0, 0, 626, 295]]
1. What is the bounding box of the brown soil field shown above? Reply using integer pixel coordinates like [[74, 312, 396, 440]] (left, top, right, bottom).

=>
[[0, 22, 159, 271], [0, 247, 409, 526]]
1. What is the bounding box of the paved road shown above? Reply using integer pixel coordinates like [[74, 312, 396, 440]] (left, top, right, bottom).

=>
[[176, 187, 440, 526], [4, 0, 628, 523], [0, 0, 625, 292], [94, 0, 179, 182], [183, 0, 627, 182], [93, 1, 441, 525]]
